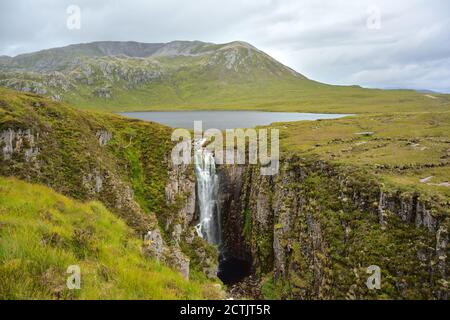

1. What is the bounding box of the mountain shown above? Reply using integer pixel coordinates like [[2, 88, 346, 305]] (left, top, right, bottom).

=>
[[415, 89, 442, 94], [0, 40, 300, 73], [1, 41, 449, 113]]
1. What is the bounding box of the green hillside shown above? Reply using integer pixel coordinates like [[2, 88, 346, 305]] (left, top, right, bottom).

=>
[[273, 111, 450, 198], [1, 41, 449, 113]]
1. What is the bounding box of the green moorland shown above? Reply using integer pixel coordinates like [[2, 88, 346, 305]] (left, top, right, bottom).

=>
[[271, 111, 450, 198], [57, 73, 450, 114], [0, 40, 449, 300], [0, 177, 222, 299]]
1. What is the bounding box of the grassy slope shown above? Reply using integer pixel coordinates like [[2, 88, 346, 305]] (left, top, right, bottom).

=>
[[0, 177, 221, 299]]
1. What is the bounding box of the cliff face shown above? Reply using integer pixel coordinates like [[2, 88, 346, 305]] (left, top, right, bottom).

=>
[[218, 157, 449, 299]]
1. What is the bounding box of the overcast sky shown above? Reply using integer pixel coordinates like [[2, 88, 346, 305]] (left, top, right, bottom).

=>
[[0, 0, 449, 92]]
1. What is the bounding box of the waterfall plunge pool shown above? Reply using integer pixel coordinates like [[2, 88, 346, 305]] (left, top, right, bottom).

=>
[[217, 257, 252, 285]]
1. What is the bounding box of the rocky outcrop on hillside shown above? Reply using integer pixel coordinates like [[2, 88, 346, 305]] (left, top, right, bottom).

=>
[[0, 125, 210, 280], [0, 124, 154, 234], [0, 128, 39, 162], [0, 91, 219, 282]]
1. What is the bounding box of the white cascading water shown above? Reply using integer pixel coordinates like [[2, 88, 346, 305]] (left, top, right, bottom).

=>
[[194, 139, 221, 246]]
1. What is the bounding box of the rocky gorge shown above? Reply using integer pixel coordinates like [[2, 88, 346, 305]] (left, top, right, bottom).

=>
[[0, 88, 448, 300]]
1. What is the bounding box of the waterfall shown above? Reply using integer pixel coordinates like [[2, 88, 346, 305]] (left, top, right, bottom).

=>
[[194, 139, 221, 246]]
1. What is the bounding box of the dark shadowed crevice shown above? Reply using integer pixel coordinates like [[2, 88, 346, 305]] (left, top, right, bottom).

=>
[[217, 256, 252, 285]]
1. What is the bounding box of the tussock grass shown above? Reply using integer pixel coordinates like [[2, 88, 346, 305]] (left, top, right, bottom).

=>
[[0, 177, 222, 300]]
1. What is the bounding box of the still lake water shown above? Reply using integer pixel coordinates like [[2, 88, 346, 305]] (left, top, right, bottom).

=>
[[119, 111, 350, 130]]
